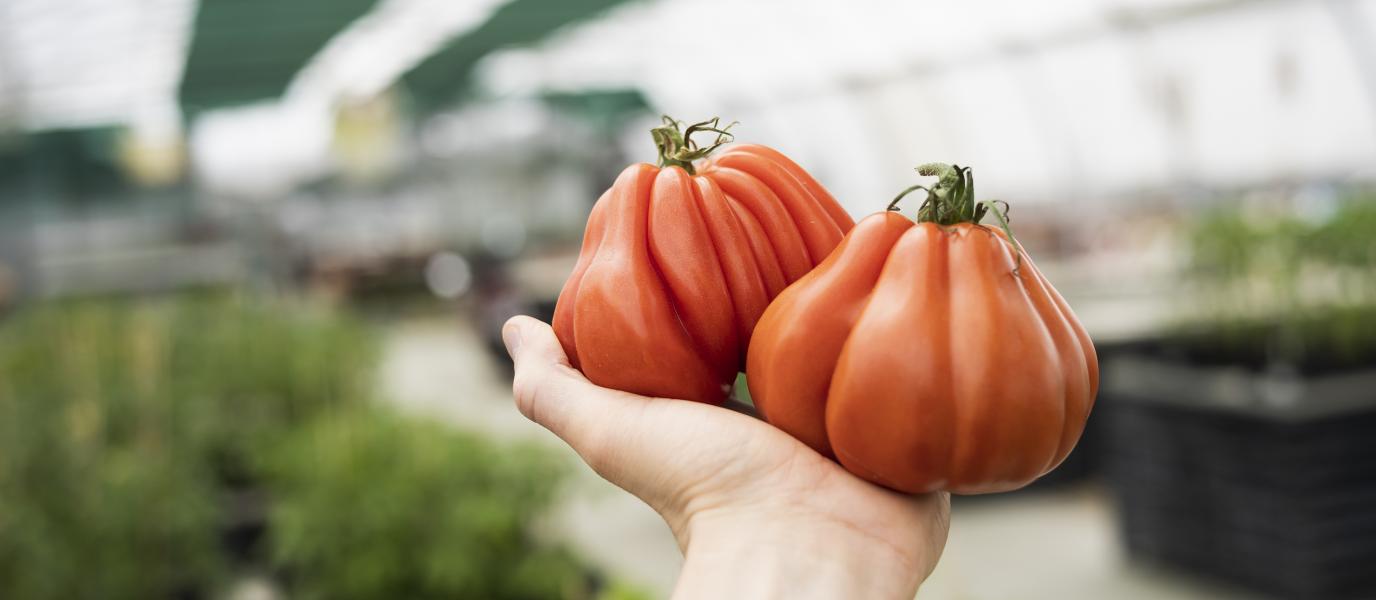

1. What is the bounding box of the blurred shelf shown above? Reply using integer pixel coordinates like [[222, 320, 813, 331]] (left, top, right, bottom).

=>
[[36, 242, 246, 297]]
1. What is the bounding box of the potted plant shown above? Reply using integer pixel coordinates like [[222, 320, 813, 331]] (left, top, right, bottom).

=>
[[1101, 193, 1376, 598], [260, 407, 604, 600]]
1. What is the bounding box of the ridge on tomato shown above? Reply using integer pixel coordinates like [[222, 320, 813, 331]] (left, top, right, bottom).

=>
[[746, 163, 1099, 494], [553, 117, 854, 404]]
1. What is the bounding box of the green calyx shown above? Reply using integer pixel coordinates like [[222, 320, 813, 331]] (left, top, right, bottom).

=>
[[888, 162, 1022, 267], [651, 115, 737, 175]]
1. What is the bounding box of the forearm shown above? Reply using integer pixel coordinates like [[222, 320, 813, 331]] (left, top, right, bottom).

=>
[[672, 514, 927, 600]]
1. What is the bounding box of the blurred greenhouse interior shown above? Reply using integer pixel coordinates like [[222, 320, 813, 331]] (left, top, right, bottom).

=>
[[1, 0, 1375, 598]]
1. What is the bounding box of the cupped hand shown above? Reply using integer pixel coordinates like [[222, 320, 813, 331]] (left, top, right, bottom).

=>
[[502, 316, 949, 599]]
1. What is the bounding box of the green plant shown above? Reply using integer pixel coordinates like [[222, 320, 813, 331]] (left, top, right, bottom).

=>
[[594, 579, 654, 600], [160, 297, 379, 481], [1180, 192, 1376, 370], [0, 296, 612, 599], [0, 296, 378, 598], [261, 407, 590, 600], [0, 445, 222, 599], [0, 301, 223, 598]]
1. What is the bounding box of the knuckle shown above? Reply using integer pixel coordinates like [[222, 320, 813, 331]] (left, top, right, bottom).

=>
[[511, 369, 542, 418]]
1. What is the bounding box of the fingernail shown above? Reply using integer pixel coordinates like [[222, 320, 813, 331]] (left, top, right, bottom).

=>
[[501, 319, 524, 357]]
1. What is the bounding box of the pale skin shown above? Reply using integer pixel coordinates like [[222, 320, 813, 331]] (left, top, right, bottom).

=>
[[502, 316, 951, 599]]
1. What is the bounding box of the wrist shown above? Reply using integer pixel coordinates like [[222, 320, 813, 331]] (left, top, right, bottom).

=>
[[672, 509, 930, 600]]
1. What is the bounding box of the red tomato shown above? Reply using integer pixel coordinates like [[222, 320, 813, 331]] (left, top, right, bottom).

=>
[[747, 164, 1099, 494], [554, 117, 854, 403]]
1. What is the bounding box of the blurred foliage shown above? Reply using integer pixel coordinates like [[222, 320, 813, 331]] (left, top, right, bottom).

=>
[[0, 296, 604, 599], [595, 580, 655, 600], [159, 298, 378, 482], [0, 296, 375, 598], [1181, 192, 1376, 370], [262, 408, 591, 600], [0, 297, 378, 483], [0, 431, 221, 599]]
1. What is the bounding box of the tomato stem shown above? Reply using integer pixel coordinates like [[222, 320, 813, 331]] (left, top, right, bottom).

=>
[[891, 162, 1024, 270], [651, 115, 737, 175], [887, 185, 932, 211]]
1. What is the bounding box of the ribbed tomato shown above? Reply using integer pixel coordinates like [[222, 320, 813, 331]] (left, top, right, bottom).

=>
[[554, 117, 854, 403], [746, 164, 1098, 494]]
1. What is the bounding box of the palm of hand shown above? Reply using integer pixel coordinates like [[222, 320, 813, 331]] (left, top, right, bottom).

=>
[[504, 316, 949, 589]]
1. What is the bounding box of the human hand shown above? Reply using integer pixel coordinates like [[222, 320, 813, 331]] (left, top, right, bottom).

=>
[[502, 316, 950, 599]]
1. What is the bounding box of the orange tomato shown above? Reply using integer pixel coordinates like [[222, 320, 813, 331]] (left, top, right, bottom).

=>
[[554, 117, 854, 403], [747, 164, 1098, 494]]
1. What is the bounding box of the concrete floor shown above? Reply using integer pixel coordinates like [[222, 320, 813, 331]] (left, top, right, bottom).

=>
[[379, 316, 1262, 599]]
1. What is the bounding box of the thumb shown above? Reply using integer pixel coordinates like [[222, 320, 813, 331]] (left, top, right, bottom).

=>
[[502, 316, 633, 459]]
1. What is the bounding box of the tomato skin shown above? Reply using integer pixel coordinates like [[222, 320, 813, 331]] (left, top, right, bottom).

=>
[[555, 146, 853, 404], [746, 212, 914, 456], [747, 213, 1099, 494]]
